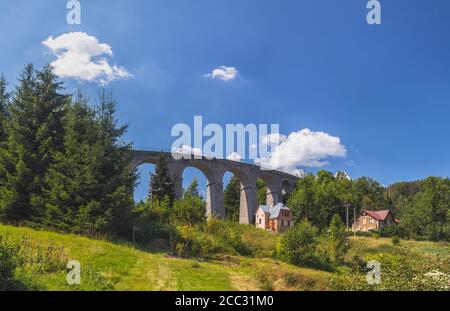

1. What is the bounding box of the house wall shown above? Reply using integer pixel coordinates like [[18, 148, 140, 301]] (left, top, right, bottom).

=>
[[379, 213, 395, 228], [275, 210, 294, 233], [352, 215, 378, 232], [256, 207, 295, 233], [255, 209, 268, 230], [352, 211, 398, 232]]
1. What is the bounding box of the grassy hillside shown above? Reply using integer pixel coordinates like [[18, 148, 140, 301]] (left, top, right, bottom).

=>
[[1, 225, 448, 291], [0, 225, 331, 291]]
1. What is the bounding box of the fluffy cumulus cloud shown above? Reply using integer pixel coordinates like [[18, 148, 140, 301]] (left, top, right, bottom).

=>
[[255, 129, 346, 176], [42, 32, 132, 85], [204, 66, 238, 81], [227, 152, 242, 162], [261, 133, 287, 146]]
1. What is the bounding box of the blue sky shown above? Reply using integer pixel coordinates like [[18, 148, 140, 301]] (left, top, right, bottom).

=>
[[1, 0, 449, 201]]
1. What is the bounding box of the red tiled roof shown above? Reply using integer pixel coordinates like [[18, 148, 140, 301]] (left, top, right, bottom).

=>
[[363, 210, 391, 221]]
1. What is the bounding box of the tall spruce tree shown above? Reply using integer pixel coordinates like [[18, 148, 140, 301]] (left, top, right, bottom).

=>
[[224, 176, 240, 221], [0, 75, 9, 142], [0, 65, 39, 221], [149, 152, 175, 205], [44, 94, 97, 232], [256, 178, 267, 205], [184, 178, 201, 198], [92, 91, 135, 234], [0, 64, 67, 223], [328, 214, 348, 262], [45, 91, 135, 235], [31, 65, 68, 217]]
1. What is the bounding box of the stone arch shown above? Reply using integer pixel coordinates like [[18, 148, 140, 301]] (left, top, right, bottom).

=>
[[178, 163, 224, 219], [222, 168, 253, 223], [134, 163, 156, 202], [281, 179, 294, 204], [221, 167, 257, 224], [259, 173, 282, 207]]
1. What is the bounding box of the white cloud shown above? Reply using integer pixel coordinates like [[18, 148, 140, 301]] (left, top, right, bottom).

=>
[[261, 133, 287, 146], [42, 32, 132, 85], [204, 66, 238, 81], [335, 171, 351, 180], [171, 144, 203, 157], [255, 129, 346, 176], [227, 152, 242, 162]]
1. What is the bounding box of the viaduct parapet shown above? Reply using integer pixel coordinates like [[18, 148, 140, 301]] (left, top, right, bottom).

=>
[[131, 150, 299, 224]]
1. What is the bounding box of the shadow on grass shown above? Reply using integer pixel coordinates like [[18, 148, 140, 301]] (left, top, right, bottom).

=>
[[1, 279, 39, 291]]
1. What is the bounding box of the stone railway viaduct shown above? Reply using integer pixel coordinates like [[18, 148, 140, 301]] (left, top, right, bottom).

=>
[[131, 150, 299, 224]]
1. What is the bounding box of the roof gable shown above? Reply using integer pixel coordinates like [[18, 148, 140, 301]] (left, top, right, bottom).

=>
[[258, 203, 291, 220], [363, 210, 392, 221]]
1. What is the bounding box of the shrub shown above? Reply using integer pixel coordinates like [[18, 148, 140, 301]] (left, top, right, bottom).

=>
[[85, 268, 114, 290], [172, 219, 278, 259], [327, 214, 348, 263], [171, 195, 206, 226], [0, 235, 19, 289], [18, 238, 68, 273], [241, 227, 277, 258], [392, 236, 400, 245], [255, 270, 274, 291], [379, 225, 408, 238], [347, 255, 367, 272], [332, 253, 450, 291], [278, 220, 318, 266], [175, 225, 201, 258], [132, 199, 173, 242], [283, 272, 316, 289]]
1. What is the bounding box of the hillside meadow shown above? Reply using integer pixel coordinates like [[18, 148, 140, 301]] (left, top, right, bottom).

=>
[[1, 224, 448, 291]]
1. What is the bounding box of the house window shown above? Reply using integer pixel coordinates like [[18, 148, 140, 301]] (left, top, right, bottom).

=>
[[259, 218, 262, 225]]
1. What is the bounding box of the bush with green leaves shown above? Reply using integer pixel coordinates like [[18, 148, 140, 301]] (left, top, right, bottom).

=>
[[379, 225, 408, 238], [0, 235, 19, 289], [326, 214, 348, 263], [132, 198, 174, 242], [391, 236, 400, 245], [170, 195, 206, 226], [277, 220, 319, 266], [172, 218, 277, 259], [331, 253, 450, 291]]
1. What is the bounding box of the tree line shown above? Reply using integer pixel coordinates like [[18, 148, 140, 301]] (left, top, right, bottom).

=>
[[286, 171, 449, 241], [0, 65, 134, 236], [0, 64, 448, 242]]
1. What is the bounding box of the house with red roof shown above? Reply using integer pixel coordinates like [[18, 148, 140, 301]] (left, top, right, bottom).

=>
[[352, 210, 399, 232]]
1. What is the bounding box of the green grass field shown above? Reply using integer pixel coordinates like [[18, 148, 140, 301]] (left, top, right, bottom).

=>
[[1, 225, 448, 291]]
